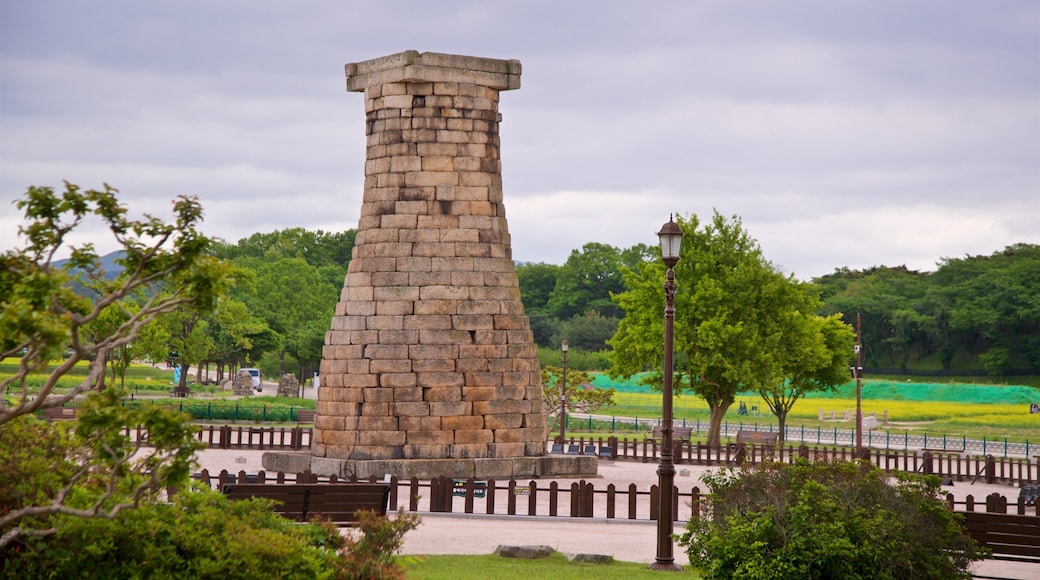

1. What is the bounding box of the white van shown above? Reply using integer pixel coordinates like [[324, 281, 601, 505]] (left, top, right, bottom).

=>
[[241, 368, 262, 391]]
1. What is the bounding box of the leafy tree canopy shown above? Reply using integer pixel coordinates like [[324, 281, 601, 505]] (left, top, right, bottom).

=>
[[609, 211, 836, 447]]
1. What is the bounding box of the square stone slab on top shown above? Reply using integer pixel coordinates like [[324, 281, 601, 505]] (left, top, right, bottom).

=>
[[345, 50, 522, 92]]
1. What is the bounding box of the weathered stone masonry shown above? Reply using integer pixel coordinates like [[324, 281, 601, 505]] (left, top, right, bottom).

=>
[[314, 51, 547, 462]]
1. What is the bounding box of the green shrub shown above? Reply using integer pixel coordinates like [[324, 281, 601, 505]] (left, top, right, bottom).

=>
[[1, 402, 419, 578], [3, 490, 343, 578], [679, 459, 987, 579], [3, 488, 421, 579]]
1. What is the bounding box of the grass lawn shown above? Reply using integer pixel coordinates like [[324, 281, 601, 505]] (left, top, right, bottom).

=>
[[399, 552, 701, 579], [577, 386, 1040, 444]]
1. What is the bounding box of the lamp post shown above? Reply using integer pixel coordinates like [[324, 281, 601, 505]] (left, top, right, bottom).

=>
[[854, 313, 863, 457], [558, 340, 569, 444], [652, 216, 684, 572]]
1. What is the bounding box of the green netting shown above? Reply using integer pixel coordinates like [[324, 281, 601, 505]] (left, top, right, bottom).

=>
[[590, 372, 1039, 404], [805, 381, 1039, 404]]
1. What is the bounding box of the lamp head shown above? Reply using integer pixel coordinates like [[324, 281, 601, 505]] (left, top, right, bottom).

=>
[[657, 215, 684, 268], [561, 340, 569, 353]]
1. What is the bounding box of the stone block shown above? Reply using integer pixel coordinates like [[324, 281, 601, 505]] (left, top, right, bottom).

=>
[[406, 430, 453, 445], [375, 330, 419, 346], [484, 414, 523, 429], [460, 386, 495, 401], [394, 401, 431, 416], [419, 285, 470, 300], [413, 301, 456, 316], [492, 428, 526, 443], [538, 455, 598, 477], [441, 415, 484, 430], [314, 414, 343, 431], [363, 387, 395, 403], [404, 315, 452, 331], [358, 416, 397, 431], [396, 256, 433, 272], [329, 388, 363, 403], [409, 344, 459, 359], [315, 424, 358, 445], [422, 385, 462, 401], [394, 386, 423, 401], [398, 416, 441, 431], [430, 401, 471, 416], [409, 271, 453, 287], [418, 372, 465, 389], [359, 402, 389, 416], [401, 445, 453, 460], [370, 359, 412, 374], [260, 451, 312, 474], [466, 372, 503, 387], [493, 385, 525, 399], [455, 429, 494, 444], [452, 314, 494, 329], [451, 443, 490, 459], [431, 256, 476, 271], [359, 430, 407, 446], [474, 399, 528, 414], [412, 358, 455, 372], [489, 442, 526, 457], [344, 300, 376, 316], [457, 358, 490, 373]]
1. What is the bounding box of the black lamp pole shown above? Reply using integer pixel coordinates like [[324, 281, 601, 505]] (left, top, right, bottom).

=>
[[652, 216, 684, 572], [559, 340, 569, 444]]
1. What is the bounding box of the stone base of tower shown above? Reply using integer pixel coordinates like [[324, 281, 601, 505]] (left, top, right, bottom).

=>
[[261, 451, 598, 480]]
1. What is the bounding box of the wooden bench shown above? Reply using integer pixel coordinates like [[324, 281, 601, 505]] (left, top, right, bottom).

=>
[[961, 511, 1040, 563], [223, 483, 390, 526], [42, 407, 77, 421], [646, 425, 694, 442], [735, 430, 779, 446], [296, 410, 316, 423]]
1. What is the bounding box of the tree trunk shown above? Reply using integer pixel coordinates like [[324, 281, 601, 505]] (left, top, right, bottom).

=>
[[706, 403, 734, 449], [178, 362, 190, 389], [777, 411, 788, 445]]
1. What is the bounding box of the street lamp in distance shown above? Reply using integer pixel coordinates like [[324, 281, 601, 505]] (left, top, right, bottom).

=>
[[652, 215, 684, 572], [558, 340, 569, 444]]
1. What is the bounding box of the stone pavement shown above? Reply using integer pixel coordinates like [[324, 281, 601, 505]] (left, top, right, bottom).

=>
[[195, 448, 1038, 577]]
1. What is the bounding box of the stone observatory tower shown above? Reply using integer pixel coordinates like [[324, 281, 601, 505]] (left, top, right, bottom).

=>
[[260, 51, 594, 480]]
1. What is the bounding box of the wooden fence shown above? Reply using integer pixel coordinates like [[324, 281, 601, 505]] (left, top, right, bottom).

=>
[[193, 469, 1039, 523], [123, 425, 312, 450], [571, 436, 1040, 486]]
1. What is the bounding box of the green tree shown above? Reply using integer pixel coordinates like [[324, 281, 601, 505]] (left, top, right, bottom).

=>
[[550, 310, 619, 352], [242, 258, 337, 381], [516, 261, 559, 312], [1, 182, 232, 421], [679, 459, 985, 579], [199, 298, 273, 383], [213, 227, 356, 272], [540, 365, 615, 434], [0, 182, 232, 545], [0, 387, 203, 549], [610, 211, 815, 448], [758, 313, 855, 442], [547, 242, 629, 320]]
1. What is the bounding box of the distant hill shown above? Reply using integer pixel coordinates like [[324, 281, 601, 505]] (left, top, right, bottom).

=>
[[53, 250, 125, 281]]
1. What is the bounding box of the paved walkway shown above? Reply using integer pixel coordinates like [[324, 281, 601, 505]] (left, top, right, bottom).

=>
[[196, 448, 1038, 577]]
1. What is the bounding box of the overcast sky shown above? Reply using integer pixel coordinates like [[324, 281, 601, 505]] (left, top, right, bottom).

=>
[[2, 1, 1037, 280]]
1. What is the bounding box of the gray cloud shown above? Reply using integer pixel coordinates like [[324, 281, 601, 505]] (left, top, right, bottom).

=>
[[1, 0, 1037, 279]]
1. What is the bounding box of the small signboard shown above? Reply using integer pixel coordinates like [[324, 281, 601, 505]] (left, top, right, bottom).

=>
[[513, 485, 530, 496], [452, 479, 487, 498]]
